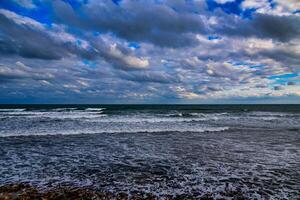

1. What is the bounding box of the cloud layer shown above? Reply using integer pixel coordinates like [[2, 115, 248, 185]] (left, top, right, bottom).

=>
[[0, 0, 299, 103]]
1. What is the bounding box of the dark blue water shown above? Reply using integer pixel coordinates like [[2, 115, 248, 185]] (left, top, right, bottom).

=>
[[0, 105, 300, 199]]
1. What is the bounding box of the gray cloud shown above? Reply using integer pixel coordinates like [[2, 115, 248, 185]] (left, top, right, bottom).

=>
[[53, 0, 207, 48], [0, 9, 79, 60], [215, 13, 300, 42], [120, 70, 179, 84], [259, 48, 300, 71], [0, 9, 149, 70], [0, 61, 55, 81], [0, 16, 63, 59]]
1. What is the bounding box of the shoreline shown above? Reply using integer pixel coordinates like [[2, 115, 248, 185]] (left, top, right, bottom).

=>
[[0, 183, 249, 200]]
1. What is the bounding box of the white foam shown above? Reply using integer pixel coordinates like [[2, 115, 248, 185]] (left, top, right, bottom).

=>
[[248, 111, 298, 117], [42, 113, 107, 120], [0, 126, 229, 137], [85, 108, 105, 111], [261, 117, 278, 121], [0, 110, 106, 119], [0, 108, 25, 112], [85, 116, 209, 123], [52, 108, 77, 111]]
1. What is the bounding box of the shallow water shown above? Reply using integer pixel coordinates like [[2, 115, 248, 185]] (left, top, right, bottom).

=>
[[0, 105, 300, 199]]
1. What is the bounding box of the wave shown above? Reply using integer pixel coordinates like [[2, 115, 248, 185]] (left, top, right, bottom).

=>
[[0, 111, 218, 122], [163, 112, 228, 118], [0, 110, 106, 118], [0, 109, 26, 112], [49, 114, 107, 120], [85, 108, 105, 111], [0, 108, 105, 113], [0, 126, 229, 137], [191, 112, 228, 116], [0, 111, 230, 123], [85, 116, 211, 123], [247, 111, 299, 117], [51, 108, 78, 112]]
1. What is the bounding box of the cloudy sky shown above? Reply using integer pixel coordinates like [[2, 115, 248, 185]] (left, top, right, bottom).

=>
[[0, 0, 299, 104]]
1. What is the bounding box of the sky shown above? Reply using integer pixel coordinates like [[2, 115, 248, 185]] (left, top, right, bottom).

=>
[[0, 0, 299, 104]]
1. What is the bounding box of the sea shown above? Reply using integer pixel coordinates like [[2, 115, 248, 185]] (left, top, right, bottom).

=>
[[0, 104, 299, 199]]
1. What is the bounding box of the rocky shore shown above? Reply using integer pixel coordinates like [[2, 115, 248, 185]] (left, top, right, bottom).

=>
[[0, 183, 249, 200]]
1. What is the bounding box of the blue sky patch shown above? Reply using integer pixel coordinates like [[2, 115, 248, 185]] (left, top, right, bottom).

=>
[[128, 42, 140, 49]]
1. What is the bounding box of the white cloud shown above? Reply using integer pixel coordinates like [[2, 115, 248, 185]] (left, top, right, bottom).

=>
[[241, 0, 300, 15], [108, 44, 149, 69], [275, 0, 300, 13], [173, 86, 201, 99], [0, 9, 43, 29], [13, 0, 36, 9], [214, 0, 236, 4]]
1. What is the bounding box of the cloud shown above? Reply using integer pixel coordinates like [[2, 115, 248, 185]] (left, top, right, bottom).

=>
[[241, 0, 300, 15], [0, 9, 82, 60], [13, 0, 36, 9], [0, 9, 149, 70], [204, 61, 252, 80], [105, 44, 149, 69], [53, 0, 207, 48], [260, 48, 300, 71], [0, 61, 54, 82], [214, 13, 300, 42], [275, 0, 300, 13], [214, 0, 236, 4], [241, 0, 273, 14], [0, 1, 300, 103], [120, 70, 178, 84]]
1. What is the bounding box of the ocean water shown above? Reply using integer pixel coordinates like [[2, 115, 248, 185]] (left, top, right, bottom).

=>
[[0, 105, 299, 199]]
